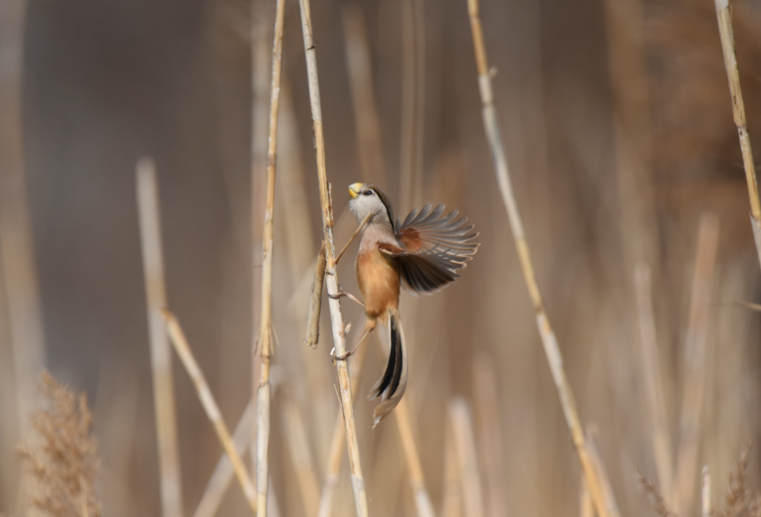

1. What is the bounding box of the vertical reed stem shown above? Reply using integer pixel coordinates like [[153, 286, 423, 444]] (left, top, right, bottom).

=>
[[162, 310, 257, 514], [465, 1, 620, 516], [297, 0, 369, 513], [256, 0, 286, 512], [712, 0, 761, 268], [136, 159, 183, 517]]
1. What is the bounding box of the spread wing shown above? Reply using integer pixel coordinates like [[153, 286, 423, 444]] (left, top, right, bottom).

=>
[[378, 203, 479, 294]]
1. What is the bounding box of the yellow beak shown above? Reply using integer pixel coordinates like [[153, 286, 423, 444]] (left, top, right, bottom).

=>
[[348, 183, 363, 199]]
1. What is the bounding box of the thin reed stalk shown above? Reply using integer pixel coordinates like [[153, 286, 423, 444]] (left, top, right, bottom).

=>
[[193, 400, 255, 517], [473, 353, 506, 517], [342, 5, 387, 187], [162, 310, 257, 513], [0, 0, 47, 504], [395, 397, 435, 517], [135, 159, 183, 517], [586, 425, 622, 517], [280, 394, 321, 516], [702, 466, 711, 517], [580, 480, 593, 517], [448, 398, 484, 517], [465, 1, 620, 516], [442, 421, 463, 517], [675, 214, 720, 515], [634, 264, 674, 505], [711, 0, 761, 269], [297, 0, 369, 513], [255, 0, 286, 512], [317, 330, 370, 517]]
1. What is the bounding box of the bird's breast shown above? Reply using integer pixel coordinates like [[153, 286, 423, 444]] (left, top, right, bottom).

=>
[[356, 248, 400, 320]]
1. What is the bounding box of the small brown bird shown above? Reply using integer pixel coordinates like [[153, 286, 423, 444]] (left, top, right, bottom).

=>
[[337, 182, 479, 426]]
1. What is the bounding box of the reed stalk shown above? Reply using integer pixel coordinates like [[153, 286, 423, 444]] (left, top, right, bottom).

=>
[[712, 0, 761, 270], [702, 466, 711, 517], [280, 395, 321, 516], [297, 0, 369, 513], [193, 400, 256, 517], [162, 310, 257, 513], [675, 214, 720, 515], [465, 1, 620, 516], [135, 159, 183, 517], [255, 0, 285, 512], [316, 326, 370, 517], [634, 264, 674, 505], [448, 398, 484, 517]]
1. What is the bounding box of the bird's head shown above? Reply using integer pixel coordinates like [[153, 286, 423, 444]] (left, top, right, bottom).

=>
[[348, 183, 394, 226]]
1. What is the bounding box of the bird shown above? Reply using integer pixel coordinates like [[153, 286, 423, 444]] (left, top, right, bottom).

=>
[[335, 182, 479, 427]]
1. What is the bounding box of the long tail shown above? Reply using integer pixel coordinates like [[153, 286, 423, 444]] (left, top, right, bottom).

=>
[[368, 310, 408, 428]]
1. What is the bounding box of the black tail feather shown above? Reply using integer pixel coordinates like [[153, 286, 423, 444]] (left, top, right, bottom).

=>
[[369, 312, 408, 427]]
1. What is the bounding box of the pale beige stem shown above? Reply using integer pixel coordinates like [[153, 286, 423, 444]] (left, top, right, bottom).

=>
[[255, 0, 286, 513], [193, 400, 256, 517], [712, 0, 761, 221], [317, 331, 370, 517], [136, 160, 183, 517], [634, 264, 674, 505], [342, 5, 388, 186], [394, 397, 435, 517], [305, 241, 327, 349], [712, 0, 761, 271], [449, 398, 484, 517], [442, 421, 463, 517], [473, 353, 506, 517], [675, 214, 720, 515], [465, 1, 619, 516], [297, 0, 368, 512], [701, 466, 711, 517], [281, 395, 321, 516], [579, 480, 594, 517], [586, 425, 621, 517], [162, 310, 257, 513]]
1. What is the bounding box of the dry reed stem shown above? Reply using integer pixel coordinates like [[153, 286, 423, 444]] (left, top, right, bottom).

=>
[[634, 264, 675, 505], [602, 0, 657, 268], [394, 397, 435, 517], [473, 353, 506, 517], [702, 466, 711, 517], [317, 330, 370, 517], [675, 214, 720, 516], [586, 425, 622, 517], [442, 420, 463, 517], [465, 1, 619, 516], [162, 310, 257, 513], [341, 5, 388, 186], [297, 0, 369, 512], [449, 398, 484, 517], [712, 0, 761, 227], [580, 480, 594, 517], [135, 159, 183, 517], [255, 0, 286, 512], [305, 241, 327, 348], [280, 395, 321, 516], [335, 213, 372, 265], [0, 0, 47, 503], [399, 0, 425, 211], [194, 400, 256, 517]]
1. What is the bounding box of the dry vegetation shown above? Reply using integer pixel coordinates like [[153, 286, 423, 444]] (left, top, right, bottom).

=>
[[3, 0, 761, 515]]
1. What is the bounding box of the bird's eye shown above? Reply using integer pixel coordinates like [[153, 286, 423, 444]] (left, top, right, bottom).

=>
[[362, 190, 373, 196]]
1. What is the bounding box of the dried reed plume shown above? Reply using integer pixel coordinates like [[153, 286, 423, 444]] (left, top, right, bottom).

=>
[[19, 371, 100, 517], [639, 473, 676, 517]]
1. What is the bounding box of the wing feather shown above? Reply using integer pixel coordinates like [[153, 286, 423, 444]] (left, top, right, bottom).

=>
[[381, 204, 479, 295]]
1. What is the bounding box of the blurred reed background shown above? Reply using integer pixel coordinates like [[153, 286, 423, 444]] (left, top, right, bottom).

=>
[[2, 0, 761, 514]]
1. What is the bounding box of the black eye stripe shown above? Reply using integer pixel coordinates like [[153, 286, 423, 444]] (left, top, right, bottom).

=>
[[363, 190, 373, 196]]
